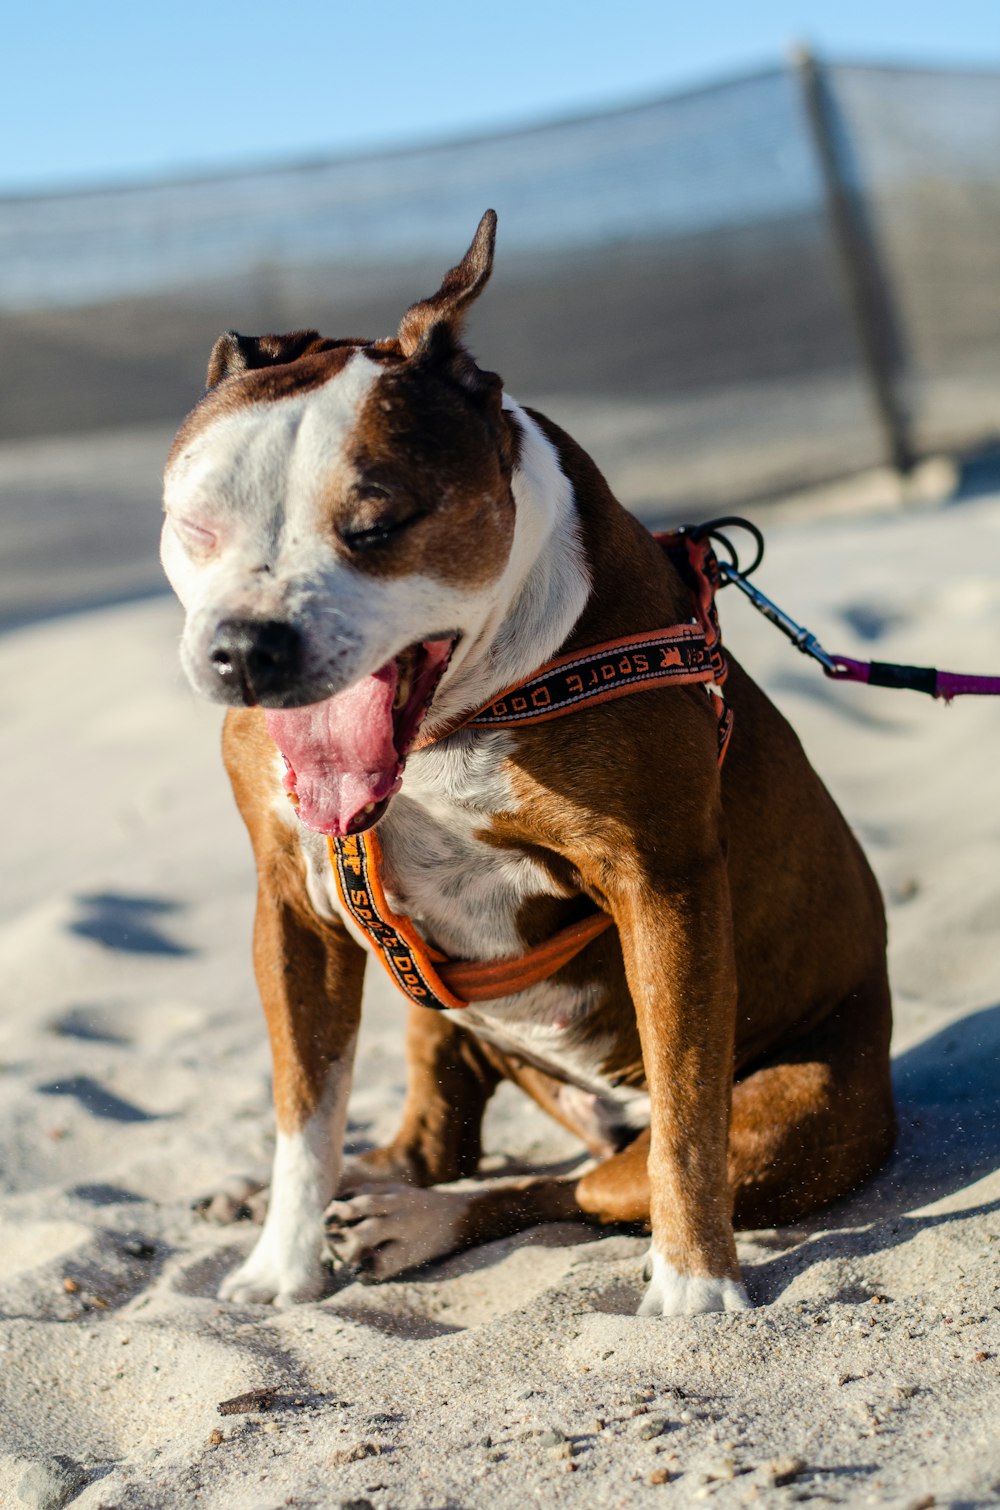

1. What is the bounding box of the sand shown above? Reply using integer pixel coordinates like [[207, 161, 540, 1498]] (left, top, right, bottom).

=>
[[1, 481, 999, 1508]]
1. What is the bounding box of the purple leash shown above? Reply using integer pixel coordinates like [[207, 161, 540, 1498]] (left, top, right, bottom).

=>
[[825, 655, 1000, 701], [688, 517, 1000, 704]]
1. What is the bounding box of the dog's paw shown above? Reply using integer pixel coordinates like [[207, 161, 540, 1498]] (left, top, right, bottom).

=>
[[325, 1184, 466, 1281], [637, 1249, 751, 1317], [218, 1231, 328, 1308], [193, 1173, 269, 1225]]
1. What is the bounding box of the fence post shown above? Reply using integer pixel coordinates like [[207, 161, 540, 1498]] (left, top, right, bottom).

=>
[[792, 46, 916, 475]]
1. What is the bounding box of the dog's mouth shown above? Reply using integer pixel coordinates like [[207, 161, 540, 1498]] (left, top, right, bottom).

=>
[[264, 637, 457, 838]]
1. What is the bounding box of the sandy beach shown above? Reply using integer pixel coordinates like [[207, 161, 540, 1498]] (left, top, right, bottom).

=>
[[1, 470, 999, 1508]]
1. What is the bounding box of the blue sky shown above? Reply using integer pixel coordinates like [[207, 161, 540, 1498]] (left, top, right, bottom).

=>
[[5, 0, 1000, 195]]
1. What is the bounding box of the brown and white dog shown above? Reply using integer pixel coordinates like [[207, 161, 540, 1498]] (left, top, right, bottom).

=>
[[161, 211, 896, 1315]]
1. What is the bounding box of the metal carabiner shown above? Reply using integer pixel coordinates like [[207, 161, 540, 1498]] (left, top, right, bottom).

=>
[[718, 562, 841, 674]]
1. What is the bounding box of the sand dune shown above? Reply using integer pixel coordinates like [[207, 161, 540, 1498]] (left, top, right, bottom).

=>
[[1, 487, 999, 1507]]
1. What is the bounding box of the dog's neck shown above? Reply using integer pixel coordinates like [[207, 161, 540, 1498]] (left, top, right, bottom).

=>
[[422, 398, 591, 735]]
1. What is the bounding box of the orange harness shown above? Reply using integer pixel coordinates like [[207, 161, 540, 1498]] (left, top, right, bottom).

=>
[[328, 529, 731, 1011]]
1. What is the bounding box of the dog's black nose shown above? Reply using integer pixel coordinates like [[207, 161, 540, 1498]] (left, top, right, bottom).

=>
[[209, 618, 303, 700]]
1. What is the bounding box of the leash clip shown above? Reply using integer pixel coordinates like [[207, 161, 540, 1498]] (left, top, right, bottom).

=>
[[718, 562, 840, 673]]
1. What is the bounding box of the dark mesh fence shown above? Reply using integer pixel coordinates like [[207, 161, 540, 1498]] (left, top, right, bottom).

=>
[[1, 59, 998, 530], [831, 64, 1000, 460]]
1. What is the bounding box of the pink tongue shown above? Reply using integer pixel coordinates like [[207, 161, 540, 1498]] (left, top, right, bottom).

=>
[[264, 661, 400, 837]]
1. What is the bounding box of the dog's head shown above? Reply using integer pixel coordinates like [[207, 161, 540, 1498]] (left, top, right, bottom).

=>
[[162, 211, 518, 839]]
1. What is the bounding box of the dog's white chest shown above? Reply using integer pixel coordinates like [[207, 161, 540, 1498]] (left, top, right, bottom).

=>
[[377, 736, 555, 964]]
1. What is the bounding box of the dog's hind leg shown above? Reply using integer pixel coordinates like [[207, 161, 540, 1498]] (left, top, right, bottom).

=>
[[340, 1009, 637, 1196], [325, 1117, 650, 1279], [728, 974, 896, 1228], [339, 1007, 502, 1190], [326, 1169, 585, 1280], [325, 1125, 660, 1285]]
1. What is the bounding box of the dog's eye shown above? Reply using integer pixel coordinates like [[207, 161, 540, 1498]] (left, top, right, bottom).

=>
[[339, 506, 425, 553], [170, 514, 218, 555]]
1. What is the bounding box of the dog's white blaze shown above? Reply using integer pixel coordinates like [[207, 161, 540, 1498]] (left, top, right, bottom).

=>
[[638, 1248, 750, 1317], [163, 354, 384, 699], [218, 1051, 354, 1306]]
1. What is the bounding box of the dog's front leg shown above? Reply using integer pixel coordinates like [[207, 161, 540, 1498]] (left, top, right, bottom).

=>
[[219, 875, 366, 1308], [611, 843, 749, 1317]]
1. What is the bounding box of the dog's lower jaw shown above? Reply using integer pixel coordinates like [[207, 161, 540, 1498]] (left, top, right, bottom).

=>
[[218, 1064, 352, 1307], [638, 1247, 751, 1317]]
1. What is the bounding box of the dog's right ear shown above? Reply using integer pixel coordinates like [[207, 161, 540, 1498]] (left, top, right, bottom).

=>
[[205, 329, 325, 390]]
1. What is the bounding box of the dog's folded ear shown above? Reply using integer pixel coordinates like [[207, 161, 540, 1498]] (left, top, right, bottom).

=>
[[205, 329, 326, 391], [397, 209, 497, 365]]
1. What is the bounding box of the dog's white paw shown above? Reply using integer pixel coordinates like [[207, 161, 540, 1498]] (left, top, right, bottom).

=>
[[218, 1229, 328, 1308], [325, 1184, 466, 1281], [637, 1248, 751, 1317]]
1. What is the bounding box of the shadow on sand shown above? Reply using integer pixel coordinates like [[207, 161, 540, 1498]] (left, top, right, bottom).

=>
[[68, 892, 194, 957]]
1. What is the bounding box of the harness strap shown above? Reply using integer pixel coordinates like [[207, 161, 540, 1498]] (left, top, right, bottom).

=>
[[428, 624, 719, 736], [330, 528, 729, 1011], [439, 910, 614, 1002], [330, 830, 468, 1013], [330, 831, 615, 1010]]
